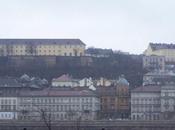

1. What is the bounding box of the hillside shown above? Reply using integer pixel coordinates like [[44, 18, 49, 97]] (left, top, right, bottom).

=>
[[0, 54, 144, 88]]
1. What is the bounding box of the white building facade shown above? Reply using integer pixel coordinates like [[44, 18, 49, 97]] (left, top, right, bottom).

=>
[[0, 97, 18, 120], [161, 85, 175, 120], [51, 74, 79, 87], [18, 88, 100, 121], [131, 86, 161, 120]]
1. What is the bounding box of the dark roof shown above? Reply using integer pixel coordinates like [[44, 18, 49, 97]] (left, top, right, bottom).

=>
[[0, 77, 22, 87], [19, 88, 97, 97], [0, 39, 85, 46], [150, 43, 175, 50], [132, 86, 161, 93]]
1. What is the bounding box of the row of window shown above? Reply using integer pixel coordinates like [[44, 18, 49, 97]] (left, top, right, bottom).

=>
[[10, 44, 83, 48], [0, 113, 15, 119], [144, 58, 164, 62], [0, 105, 16, 111], [132, 114, 160, 120], [21, 104, 93, 111], [132, 105, 160, 112], [22, 112, 89, 121], [0, 99, 16, 105], [162, 92, 175, 97], [132, 98, 160, 104], [22, 97, 94, 104]]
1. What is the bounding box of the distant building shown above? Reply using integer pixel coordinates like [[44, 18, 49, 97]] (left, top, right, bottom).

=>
[[0, 39, 85, 56], [96, 76, 130, 119], [143, 71, 175, 86], [79, 77, 93, 87], [144, 43, 175, 62], [0, 77, 25, 120], [161, 85, 175, 120], [79, 77, 96, 90], [85, 48, 113, 57], [18, 88, 100, 121], [143, 55, 165, 72], [51, 74, 79, 87], [131, 86, 161, 120], [94, 77, 113, 87], [0, 97, 18, 120]]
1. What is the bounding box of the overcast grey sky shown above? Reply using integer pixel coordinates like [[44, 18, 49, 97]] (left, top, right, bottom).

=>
[[0, 0, 175, 54]]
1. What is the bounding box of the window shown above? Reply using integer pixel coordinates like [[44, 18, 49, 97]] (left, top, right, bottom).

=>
[[132, 115, 135, 120], [165, 92, 168, 96]]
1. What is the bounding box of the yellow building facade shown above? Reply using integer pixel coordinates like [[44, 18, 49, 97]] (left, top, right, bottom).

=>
[[144, 43, 175, 62], [0, 39, 85, 56]]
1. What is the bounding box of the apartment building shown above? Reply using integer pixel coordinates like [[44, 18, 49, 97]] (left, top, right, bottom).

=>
[[143, 71, 175, 86], [131, 86, 161, 120], [143, 55, 165, 72], [144, 43, 175, 62], [0, 39, 85, 56], [96, 76, 130, 119], [18, 88, 100, 121], [161, 85, 175, 120], [0, 97, 18, 120]]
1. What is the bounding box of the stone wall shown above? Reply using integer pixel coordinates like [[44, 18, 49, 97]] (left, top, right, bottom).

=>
[[0, 121, 174, 130]]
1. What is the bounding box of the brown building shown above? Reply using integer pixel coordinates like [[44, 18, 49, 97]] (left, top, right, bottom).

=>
[[96, 76, 130, 119]]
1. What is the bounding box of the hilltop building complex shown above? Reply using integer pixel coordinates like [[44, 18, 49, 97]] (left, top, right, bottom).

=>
[[0, 39, 85, 56]]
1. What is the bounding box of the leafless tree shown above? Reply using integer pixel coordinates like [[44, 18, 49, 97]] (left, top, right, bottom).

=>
[[67, 109, 77, 120], [76, 116, 82, 130], [39, 108, 52, 130]]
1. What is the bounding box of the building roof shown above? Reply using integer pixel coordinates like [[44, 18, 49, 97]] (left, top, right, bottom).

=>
[[0, 39, 85, 46], [19, 88, 97, 97], [52, 74, 73, 82], [149, 43, 175, 50], [117, 76, 129, 86], [132, 86, 161, 93], [0, 77, 22, 88]]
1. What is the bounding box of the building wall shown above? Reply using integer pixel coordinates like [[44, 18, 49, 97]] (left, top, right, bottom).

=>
[[0, 43, 85, 56], [0, 97, 18, 120], [161, 85, 175, 120], [79, 78, 93, 87], [18, 96, 100, 121], [99, 83, 130, 119], [51, 81, 79, 87], [116, 85, 130, 118], [143, 56, 165, 71], [144, 45, 175, 62], [131, 92, 161, 120]]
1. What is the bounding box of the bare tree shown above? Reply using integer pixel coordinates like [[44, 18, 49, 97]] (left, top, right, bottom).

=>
[[76, 116, 82, 130], [67, 109, 77, 120], [39, 108, 52, 130]]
